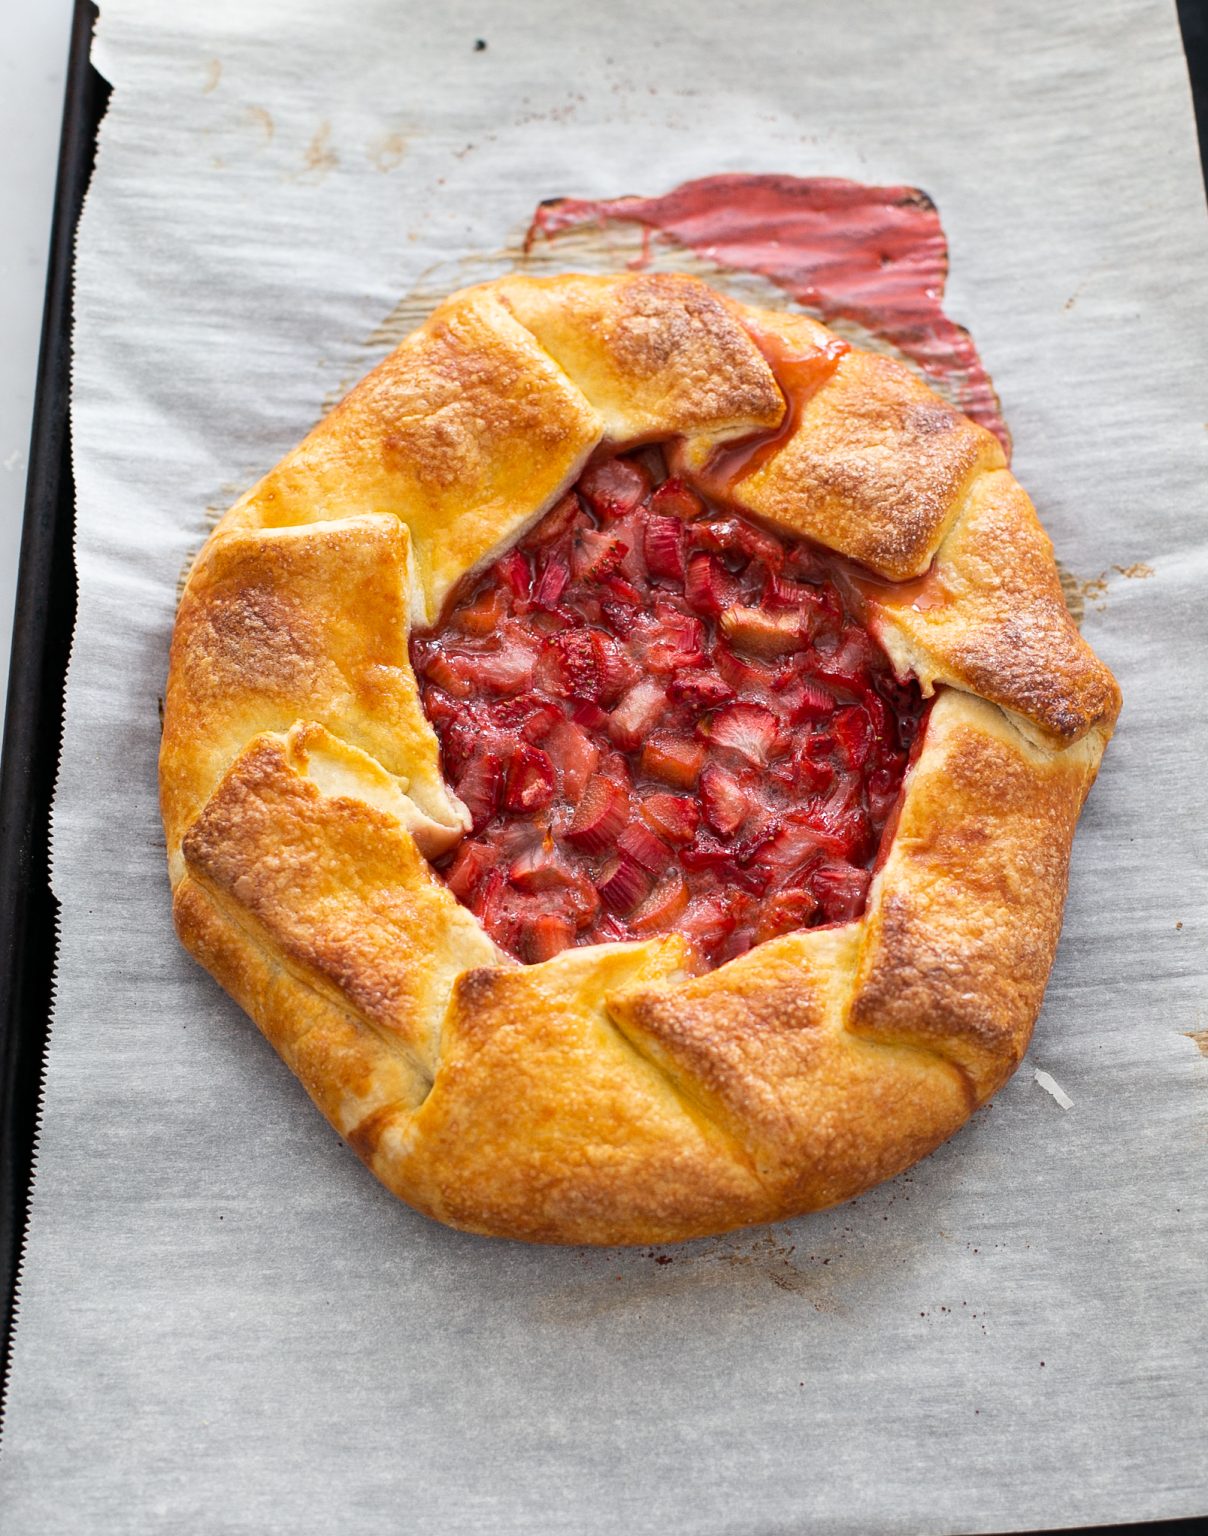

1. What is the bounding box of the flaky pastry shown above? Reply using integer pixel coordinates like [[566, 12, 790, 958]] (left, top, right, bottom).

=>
[[161, 273, 1119, 1244]]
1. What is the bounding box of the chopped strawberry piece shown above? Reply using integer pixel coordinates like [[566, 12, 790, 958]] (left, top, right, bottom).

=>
[[649, 478, 705, 522], [617, 820, 673, 876], [643, 515, 686, 583], [527, 492, 582, 545], [676, 895, 737, 961], [720, 605, 807, 657], [495, 548, 532, 603], [565, 774, 628, 853], [608, 678, 669, 751], [597, 854, 652, 914], [455, 751, 503, 831], [444, 841, 499, 903], [472, 635, 537, 694], [700, 702, 783, 766], [578, 456, 650, 520], [504, 746, 556, 812], [699, 763, 750, 838], [693, 516, 784, 570], [526, 912, 577, 962], [545, 718, 600, 800], [833, 705, 873, 770], [640, 735, 706, 789], [810, 863, 872, 924], [572, 528, 627, 582], [669, 670, 735, 710], [414, 645, 475, 699], [532, 555, 570, 610], [453, 586, 508, 636], [544, 629, 633, 704], [630, 872, 690, 934], [755, 888, 819, 944], [508, 841, 575, 892], [640, 793, 700, 844]]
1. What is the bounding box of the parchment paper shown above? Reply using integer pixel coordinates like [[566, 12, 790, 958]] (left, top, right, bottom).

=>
[[2, 2, 1206, 1531]]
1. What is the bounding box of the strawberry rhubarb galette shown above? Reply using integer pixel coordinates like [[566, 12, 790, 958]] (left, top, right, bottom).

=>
[[161, 273, 1119, 1244]]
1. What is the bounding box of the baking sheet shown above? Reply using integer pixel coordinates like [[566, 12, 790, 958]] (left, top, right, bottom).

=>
[[2, 1, 1206, 1531]]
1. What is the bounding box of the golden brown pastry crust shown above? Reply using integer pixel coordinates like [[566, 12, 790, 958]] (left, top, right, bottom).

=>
[[161, 272, 1120, 1245]]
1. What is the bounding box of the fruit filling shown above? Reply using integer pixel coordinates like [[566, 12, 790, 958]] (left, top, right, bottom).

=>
[[410, 451, 926, 968]]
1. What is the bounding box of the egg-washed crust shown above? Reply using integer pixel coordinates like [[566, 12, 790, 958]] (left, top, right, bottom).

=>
[[161, 272, 1120, 1244]]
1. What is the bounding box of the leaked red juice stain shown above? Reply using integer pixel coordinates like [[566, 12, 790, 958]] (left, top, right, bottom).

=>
[[528, 172, 1010, 455]]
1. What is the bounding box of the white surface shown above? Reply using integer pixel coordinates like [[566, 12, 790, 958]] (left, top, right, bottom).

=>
[[0, 2, 75, 723], [2, 2, 1207, 1533]]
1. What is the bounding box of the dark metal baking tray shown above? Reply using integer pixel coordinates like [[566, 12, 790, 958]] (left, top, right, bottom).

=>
[[0, 3, 1202, 1530]]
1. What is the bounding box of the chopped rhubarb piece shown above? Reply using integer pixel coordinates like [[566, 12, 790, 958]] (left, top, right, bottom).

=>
[[444, 841, 499, 903], [597, 854, 652, 914], [781, 679, 835, 722], [640, 735, 706, 789], [565, 774, 628, 853], [455, 751, 503, 831], [608, 678, 668, 751], [630, 871, 690, 933], [570, 698, 610, 731], [526, 912, 577, 962], [578, 456, 650, 519], [684, 551, 736, 616], [720, 604, 807, 657], [640, 793, 700, 844], [649, 478, 705, 522], [617, 820, 673, 876], [642, 604, 707, 673], [699, 763, 750, 839], [643, 515, 686, 583], [504, 745, 556, 812], [700, 702, 783, 766], [713, 642, 778, 695]]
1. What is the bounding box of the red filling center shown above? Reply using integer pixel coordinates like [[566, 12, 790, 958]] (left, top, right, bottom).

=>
[[411, 452, 925, 968]]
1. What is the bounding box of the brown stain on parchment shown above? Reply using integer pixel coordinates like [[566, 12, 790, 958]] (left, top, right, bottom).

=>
[[202, 58, 222, 94], [369, 132, 409, 172], [1057, 560, 1154, 626], [1185, 1030, 1208, 1058], [303, 120, 338, 178], [242, 105, 275, 144], [535, 1227, 848, 1325]]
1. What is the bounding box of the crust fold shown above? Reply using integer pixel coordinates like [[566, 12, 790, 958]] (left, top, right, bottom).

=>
[[849, 692, 1104, 1099]]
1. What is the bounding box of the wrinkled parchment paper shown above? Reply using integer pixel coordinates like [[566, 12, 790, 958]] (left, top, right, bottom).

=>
[[2, 2, 1206, 1531]]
